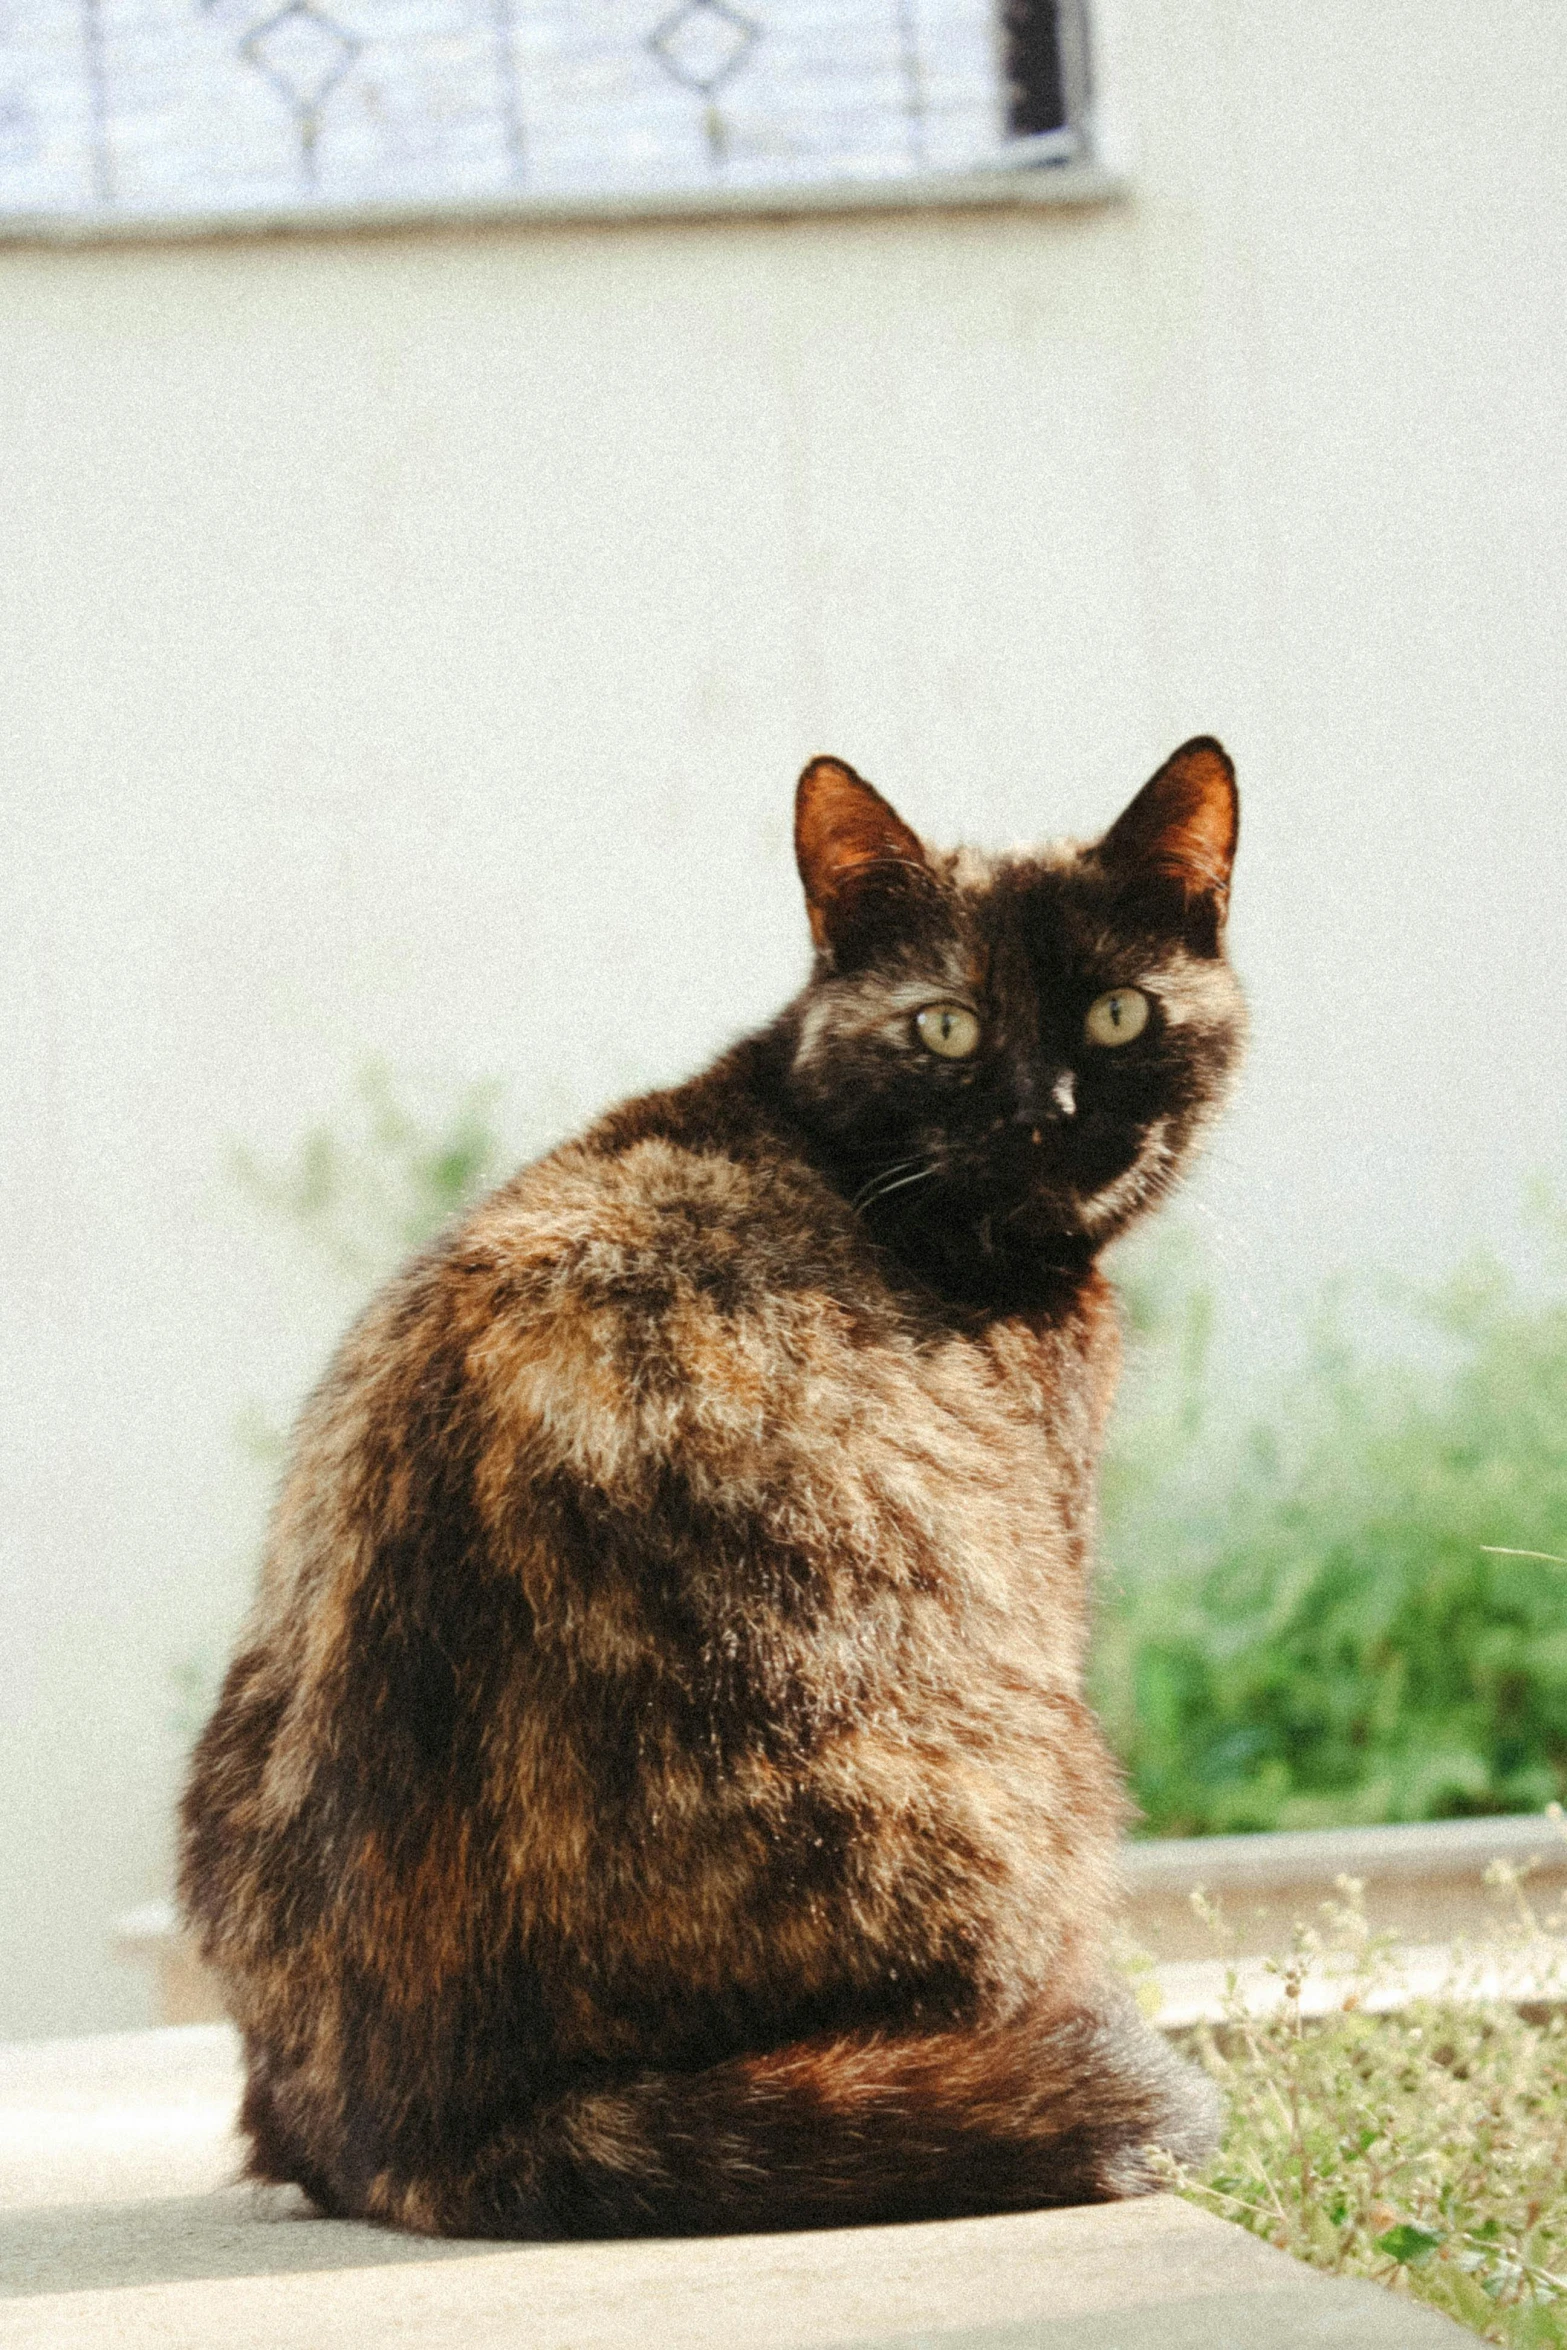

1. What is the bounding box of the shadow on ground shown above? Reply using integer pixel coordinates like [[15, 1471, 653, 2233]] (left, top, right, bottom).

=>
[[1, 2188, 511, 2296]]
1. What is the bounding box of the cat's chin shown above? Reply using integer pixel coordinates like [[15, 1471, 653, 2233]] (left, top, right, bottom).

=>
[[883, 1160, 1154, 1262], [1013, 1157, 1160, 1242], [1072, 1132, 1175, 1239], [1003, 1146, 1171, 1249]]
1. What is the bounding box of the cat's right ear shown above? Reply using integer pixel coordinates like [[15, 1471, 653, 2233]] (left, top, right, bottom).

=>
[[794, 758, 934, 963]]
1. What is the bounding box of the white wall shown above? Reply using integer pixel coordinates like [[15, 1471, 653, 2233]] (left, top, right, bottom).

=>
[[3, 0, 1565, 2038]]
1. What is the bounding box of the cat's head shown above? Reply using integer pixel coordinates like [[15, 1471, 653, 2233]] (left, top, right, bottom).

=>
[[781, 742, 1246, 1297]]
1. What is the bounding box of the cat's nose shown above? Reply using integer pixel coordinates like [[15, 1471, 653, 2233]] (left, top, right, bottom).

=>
[[1013, 1069, 1076, 1126]]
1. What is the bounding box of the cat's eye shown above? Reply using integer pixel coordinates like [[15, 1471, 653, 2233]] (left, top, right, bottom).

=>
[[1084, 988, 1150, 1048], [915, 1003, 982, 1060]]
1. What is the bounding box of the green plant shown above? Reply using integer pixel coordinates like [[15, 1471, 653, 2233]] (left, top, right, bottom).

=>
[[1097, 1210, 1567, 1837], [230, 1061, 508, 1288], [1164, 1849, 1567, 2346]]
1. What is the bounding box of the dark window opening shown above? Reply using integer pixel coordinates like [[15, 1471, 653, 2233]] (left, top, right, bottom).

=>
[[1002, 0, 1085, 140]]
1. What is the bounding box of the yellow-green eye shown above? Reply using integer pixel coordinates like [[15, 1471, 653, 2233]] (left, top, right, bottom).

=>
[[1085, 987, 1150, 1047], [915, 1003, 982, 1059]]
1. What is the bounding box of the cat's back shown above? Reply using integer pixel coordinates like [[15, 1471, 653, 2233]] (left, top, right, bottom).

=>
[[193, 1075, 1125, 2061], [260, 1069, 1114, 1657], [275, 1082, 896, 1558]]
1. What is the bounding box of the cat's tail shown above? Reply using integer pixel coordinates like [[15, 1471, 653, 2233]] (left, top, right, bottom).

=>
[[347, 1984, 1221, 2240]]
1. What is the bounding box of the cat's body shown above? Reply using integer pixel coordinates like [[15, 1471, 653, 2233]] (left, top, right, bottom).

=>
[[181, 742, 1245, 2237]]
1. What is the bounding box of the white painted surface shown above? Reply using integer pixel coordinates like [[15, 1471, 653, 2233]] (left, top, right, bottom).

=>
[[3, 0, 1566, 2038]]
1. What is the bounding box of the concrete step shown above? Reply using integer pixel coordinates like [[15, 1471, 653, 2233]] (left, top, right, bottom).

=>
[[0, 2026, 1475, 2346]]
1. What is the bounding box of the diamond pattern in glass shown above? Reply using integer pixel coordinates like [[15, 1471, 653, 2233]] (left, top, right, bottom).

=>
[[647, 0, 760, 97], [241, 2, 360, 112]]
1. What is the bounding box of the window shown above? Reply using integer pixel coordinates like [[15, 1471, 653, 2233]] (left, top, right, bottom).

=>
[[0, 0, 1096, 233]]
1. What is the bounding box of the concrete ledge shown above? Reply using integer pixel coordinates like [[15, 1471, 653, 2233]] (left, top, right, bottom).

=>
[[0, 2029, 1476, 2347], [1124, 1811, 1567, 1895], [116, 1814, 1567, 2026], [1121, 1812, 1567, 1962]]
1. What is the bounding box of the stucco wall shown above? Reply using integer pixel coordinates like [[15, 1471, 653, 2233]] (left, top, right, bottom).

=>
[[3, 0, 1565, 2037]]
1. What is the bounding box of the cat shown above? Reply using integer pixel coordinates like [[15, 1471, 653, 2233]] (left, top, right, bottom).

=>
[[180, 737, 1244, 2240]]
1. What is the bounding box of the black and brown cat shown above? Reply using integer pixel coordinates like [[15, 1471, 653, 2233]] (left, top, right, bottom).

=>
[[181, 738, 1245, 2238]]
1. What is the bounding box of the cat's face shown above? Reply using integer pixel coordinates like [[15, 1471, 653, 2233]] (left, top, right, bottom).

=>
[[783, 743, 1246, 1291]]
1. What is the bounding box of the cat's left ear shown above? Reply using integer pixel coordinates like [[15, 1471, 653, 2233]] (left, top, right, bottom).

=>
[[795, 757, 934, 961], [1097, 737, 1238, 947]]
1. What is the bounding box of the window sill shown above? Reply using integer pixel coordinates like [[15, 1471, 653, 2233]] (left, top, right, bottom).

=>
[[0, 160, 1125, 250]]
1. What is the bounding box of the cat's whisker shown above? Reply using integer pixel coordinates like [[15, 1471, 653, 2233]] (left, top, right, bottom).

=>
[[855, 1162, 942, 1215], [849, 1157, 924, 1213]]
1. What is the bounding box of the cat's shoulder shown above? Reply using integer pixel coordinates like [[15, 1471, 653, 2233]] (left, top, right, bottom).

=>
[[402, 1086, 897, 1481], [460, 1088, 854, 1313]]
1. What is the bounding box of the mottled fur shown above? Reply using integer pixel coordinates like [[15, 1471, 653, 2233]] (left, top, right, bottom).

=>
[[181, 739, 1245, 2238]]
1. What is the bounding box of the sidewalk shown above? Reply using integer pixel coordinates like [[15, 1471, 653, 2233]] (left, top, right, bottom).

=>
[[1, 2026, 1476, 2347]]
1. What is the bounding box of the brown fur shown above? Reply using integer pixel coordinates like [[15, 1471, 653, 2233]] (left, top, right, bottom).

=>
[[181, 740, 1244, 2238]]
